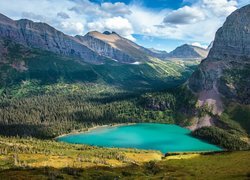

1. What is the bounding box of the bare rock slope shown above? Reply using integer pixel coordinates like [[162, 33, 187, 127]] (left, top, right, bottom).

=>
[[76, 31, 150, 63]]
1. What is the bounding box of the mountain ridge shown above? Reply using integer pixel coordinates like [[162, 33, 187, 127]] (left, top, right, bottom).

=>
[[76, 31, 151, 63], [0, 13, 106, 64], [168, 44, 208, 59], [188, 4, 250, 130], [0, 13, 209, 64]]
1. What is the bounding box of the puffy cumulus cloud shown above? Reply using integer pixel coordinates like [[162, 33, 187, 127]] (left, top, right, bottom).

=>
[[163, 6, 205, 24], [69, 1, 131, 17], [146, 0, 239, 43], [60, 21, 84, 35], [87, 16, 135, 41], [68, 0, 104, 17], [201, 0, 238, 17], [101, 2, 132, 16]]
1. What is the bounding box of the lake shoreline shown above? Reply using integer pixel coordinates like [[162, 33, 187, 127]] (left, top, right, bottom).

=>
[[55, 122, 136, 139], [55, 123, 222, 153]]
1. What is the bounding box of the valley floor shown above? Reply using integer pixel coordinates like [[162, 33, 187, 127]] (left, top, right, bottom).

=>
[[0, 136, 249, 179]]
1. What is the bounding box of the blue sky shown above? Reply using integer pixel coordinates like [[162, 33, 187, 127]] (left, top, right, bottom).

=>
[[90, 0, 187, 9], [134, 34, 188, 52], [0, 0, 248, 51]]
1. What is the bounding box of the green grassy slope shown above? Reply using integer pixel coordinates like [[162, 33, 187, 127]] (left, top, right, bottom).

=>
[[0, 136, 249, 179]]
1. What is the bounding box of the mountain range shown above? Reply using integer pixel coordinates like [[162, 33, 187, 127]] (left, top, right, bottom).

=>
[[0, 12, 208, 89], [0, 13, 208, 65]]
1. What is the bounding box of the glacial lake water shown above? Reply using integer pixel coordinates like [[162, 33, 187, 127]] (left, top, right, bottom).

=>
[[57, 123, 222, 153]]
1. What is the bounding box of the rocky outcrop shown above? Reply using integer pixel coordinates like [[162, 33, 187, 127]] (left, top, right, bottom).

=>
[[188, 5, 250, 119], [209, 6, 250, 59], [76, 31, 152, 63], [76, 32, 137, 63], [0, 13, 105, 64], [168, 44, 208, 59]]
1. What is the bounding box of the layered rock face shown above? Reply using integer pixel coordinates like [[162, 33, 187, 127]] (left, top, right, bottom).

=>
[[0, 14, 105, 63], [189, 5, 250, 113], [76, 32, 137, 63], [76, 31, 151, 63]]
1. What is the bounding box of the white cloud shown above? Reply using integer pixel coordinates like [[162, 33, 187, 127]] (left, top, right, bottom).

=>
[[128, 0, 240, 43], [87, 16, 135, 41], [69, 1, 131, 18], [164, 6, 205, 24], [201, 0, 238, 16], [126, 6, 167, 35], [101, 2, 131, 16], [61, 21, 84, 35]]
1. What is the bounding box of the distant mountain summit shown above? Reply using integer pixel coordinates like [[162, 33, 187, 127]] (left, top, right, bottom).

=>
[[75, 31, 151, 63], [168, 44, 209, 59]]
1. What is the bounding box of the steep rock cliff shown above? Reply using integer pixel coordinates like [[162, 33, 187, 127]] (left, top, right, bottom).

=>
[[188, 5, 250, 129]]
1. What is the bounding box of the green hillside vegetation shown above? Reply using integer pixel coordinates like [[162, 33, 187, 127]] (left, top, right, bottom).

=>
[[192, 127, 249, 150], [1, 78, 248, 151], [0, 82, 192, 138], [0, 40, 200, 139], [220, 63, 250, 104], [222, 103, 250, 134]]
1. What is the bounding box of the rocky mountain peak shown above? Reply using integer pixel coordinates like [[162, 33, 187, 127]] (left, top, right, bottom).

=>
[[77, 30, 150, 63], [102, 31, 119, 36], [86, 31, 121, 42], [188, 4, 250, 128], [16, 19, 64, 37], [103, 31, 112, 35], [208, 5, 250, 59], [169, 44, 208, 59]]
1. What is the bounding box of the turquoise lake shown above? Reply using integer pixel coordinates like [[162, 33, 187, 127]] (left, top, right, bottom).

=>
[[57, 123, 222, 153]]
